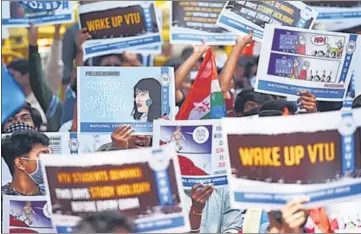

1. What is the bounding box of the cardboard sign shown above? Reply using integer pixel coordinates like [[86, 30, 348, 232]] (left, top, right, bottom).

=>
[[170, 1, 237, 45], [79, 1, 162, 60], [153, 119, 228, 189], [255, 25, 361, 101], [77, 66, 175, 135], [41, 144, 190, 233], [2, 1, 74, 27], [217, 1, 318, 42], [2, 195, 54, 233], [223, 109, 361, 209]]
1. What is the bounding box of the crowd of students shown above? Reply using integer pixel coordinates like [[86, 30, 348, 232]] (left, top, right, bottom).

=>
[[1, 12, 361, 234]]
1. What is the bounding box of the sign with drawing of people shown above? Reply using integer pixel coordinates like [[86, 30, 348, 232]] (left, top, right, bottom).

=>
[[78, 66, 175, 135], [222, 109, 361, 209], [153, 120, 228, 189], [216, 1, 318, 42], [255, 25, 361, 101], [2, 1, 74, 27], [2, 195, 54, 233], [40, 144, 190, 233], [79, 1, 162, 60]]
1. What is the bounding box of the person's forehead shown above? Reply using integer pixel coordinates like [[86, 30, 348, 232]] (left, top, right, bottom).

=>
[[12, 108, 30, 118], [31, 143, 48, 151], [15, 108, 31, 117]]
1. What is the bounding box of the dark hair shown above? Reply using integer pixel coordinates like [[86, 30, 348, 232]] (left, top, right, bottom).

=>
[[95, 54, 123, 66], [132, 78, 162, 122], [23, 102, 43, 129], [1, 102, 43, 132], [234, 88, 274, 114], [8, 59, 29, 75], [317, 101, 343, 112], [181, 47, 194, 60], [163, 57, 184, 71], [2, 131, 49, 175], [259, 99, 297, 117], [74, 211, 135, 233]]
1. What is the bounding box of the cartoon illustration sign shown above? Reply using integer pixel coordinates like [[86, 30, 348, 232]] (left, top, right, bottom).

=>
[[2, 195, 54, 233], [170, 1, 237, 45], [79, 1, 162, 60], [153, 119, 228, 189], [216, 1, 318, 42], [255, 24, 361, 101], [40, 144, 190, 233], [222, 109, 361, 209], [78, 66, 175, 135], [2, 1, 74, 27]]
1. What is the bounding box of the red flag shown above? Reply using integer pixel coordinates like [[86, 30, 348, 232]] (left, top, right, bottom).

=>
[[176, 49, 217, 120]]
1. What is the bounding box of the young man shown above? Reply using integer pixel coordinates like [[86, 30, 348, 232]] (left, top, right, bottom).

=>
[[2, 131, 49, 196], [2, 102, 43, 134]]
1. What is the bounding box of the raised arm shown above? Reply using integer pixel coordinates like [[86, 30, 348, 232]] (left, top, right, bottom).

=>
[[219, 31, 253, 99], [175, 44, 209, 103], [75, 28, 91, 67], [28, 23, 63, 131], [45, 24, 64, 93]]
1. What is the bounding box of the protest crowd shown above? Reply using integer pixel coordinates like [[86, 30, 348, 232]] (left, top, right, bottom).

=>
[[1, 1, 361, 233]]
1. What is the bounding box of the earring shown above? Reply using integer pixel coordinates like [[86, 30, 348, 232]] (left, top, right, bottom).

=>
[[146, 99, 152, 107]]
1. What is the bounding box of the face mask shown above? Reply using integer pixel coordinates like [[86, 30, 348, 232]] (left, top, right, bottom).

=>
[[4, 122, 34, 134], [22, 159, 44, 185]]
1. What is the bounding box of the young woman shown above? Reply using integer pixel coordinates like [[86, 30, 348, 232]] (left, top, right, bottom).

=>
[[132, 78, 162, 122]]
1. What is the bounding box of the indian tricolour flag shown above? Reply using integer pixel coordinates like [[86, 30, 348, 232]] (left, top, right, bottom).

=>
[[176, 49, 226, 120]]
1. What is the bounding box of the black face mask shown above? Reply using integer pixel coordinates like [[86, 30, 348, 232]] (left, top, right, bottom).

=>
[[242, 107, 260, 117]]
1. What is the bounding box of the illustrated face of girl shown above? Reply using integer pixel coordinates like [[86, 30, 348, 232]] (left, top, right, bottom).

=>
[[135, 89, 150, 113]]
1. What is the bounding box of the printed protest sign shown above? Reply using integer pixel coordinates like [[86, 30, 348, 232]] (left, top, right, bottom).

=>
[[309, 1, 361, 24], [153, 120, 227, 189], [2, 195, 54, 233], [41, 144, 190, 233], [2, 1, 74, 27], [79, 1, 162, 60], [255, 24, 361, 101], [217, 1, 318, 42], [77, 66, 175, 135], [222, 109, 361, 209], [170, 1, 237, 45]]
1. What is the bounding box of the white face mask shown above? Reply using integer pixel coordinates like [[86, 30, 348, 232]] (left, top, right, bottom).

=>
[[21, 158, 44, 185]]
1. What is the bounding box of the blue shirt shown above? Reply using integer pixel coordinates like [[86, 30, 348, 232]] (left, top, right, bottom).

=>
[[184, 186, 245, 233]]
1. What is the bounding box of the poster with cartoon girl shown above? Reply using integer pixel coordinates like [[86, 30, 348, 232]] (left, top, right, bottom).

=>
[[2, 195, 55, 233], [78, 67, 175, 135]]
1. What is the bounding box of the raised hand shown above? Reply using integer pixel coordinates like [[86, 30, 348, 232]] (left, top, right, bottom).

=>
[[297, 90, 317, 113], [28, 23, 38, 46], [76, 28, 91, 51], [111, 125, 134, 149]]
